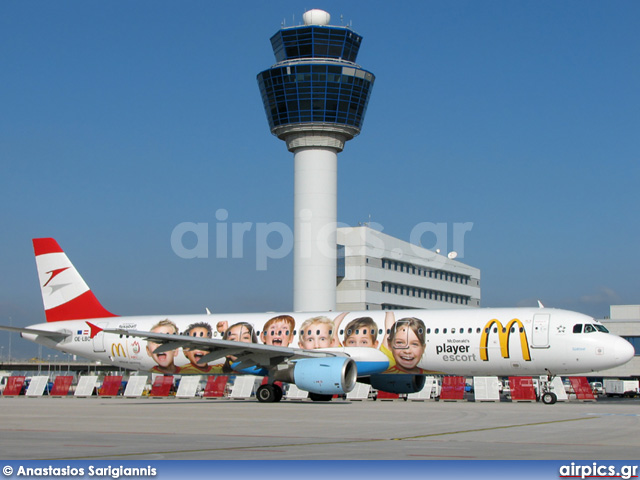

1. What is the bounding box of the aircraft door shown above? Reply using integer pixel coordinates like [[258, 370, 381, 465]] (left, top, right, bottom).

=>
[[532, 314, 550, 348], [92, 322, 109, 353]]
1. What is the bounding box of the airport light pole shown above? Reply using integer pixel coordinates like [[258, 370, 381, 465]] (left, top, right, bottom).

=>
[[8, 317, 12, 361]]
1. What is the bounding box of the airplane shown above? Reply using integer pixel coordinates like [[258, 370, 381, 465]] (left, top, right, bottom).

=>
[[0, 237, 634, 404]]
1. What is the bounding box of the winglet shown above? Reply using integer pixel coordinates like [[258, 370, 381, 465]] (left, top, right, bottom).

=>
[[33, 238, 118, 322]]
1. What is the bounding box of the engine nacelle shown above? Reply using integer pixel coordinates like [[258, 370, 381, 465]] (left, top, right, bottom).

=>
[[275, 357, 357, 395], [368, 374, 426, 394]]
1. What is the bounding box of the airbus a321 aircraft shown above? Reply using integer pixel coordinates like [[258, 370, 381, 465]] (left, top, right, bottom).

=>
[[0, 238, 634, 403]]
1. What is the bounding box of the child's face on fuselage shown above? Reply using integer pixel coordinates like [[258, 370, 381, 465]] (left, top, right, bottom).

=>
[[146, 324, 178, 367], [262, 320, 293, 347], [184, 326, 211, 366], [344, 330, 378, 348], [299, 323, 332, 349], [391, 326, 425, 372], [225, 324, 254, 343]]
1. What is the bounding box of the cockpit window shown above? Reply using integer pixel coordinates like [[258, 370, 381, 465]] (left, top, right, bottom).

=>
[[583, 324, 609, 333], [573, 324, 608, 334]]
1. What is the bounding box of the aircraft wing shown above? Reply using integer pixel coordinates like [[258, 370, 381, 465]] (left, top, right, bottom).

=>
[[0, 325, 71, 342], [104, 328, 340, 371]]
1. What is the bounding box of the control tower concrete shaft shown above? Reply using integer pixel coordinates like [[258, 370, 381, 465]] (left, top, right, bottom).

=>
[[257, 9, 375, 312]]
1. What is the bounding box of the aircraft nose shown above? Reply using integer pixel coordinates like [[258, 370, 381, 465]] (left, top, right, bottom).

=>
[[614, 336, 635, 364]]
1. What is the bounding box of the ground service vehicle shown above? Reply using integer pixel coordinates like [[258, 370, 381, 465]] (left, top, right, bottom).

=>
[[604, 379, 639, 397]]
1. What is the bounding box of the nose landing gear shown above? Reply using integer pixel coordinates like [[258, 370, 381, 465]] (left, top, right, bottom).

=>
[[541, 391, 558, 404], [539, 369, 558, 404]]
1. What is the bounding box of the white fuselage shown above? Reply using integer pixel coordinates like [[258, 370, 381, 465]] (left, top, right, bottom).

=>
[[22, 307, 633, 377]]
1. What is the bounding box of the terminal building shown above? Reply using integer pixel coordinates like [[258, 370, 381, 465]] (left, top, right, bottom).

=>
[[336, 226, 481, 311], [595, 305, 640, 378]]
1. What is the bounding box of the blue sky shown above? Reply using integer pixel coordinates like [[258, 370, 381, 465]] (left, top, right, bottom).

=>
[[1, 1, 639, 357]]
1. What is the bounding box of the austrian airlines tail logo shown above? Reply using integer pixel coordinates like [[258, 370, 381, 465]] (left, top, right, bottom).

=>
[[85, 321, 104, 339], [43, 267, 70, 287]]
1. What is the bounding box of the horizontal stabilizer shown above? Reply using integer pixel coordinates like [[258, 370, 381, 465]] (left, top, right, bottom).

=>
[[0, 325, 70, 342]]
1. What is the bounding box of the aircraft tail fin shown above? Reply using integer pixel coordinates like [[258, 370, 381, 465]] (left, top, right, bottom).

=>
[[33, 238, 118, 322]]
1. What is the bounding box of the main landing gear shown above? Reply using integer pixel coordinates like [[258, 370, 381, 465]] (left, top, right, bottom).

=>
[[256, 383, 284, 403], [255, 384, 333, 403]]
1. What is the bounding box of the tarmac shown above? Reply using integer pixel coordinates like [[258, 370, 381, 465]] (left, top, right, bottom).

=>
[[0, 396, 639, 460]]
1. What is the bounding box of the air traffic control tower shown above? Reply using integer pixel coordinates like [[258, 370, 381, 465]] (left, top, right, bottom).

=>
[[257, 9, 375, 312]]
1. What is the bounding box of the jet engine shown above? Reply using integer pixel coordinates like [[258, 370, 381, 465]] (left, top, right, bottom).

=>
[[367, 374, 426, 394], [274, 357, 357, 395]]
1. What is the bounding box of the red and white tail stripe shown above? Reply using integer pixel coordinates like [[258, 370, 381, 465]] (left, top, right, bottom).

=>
[[33, 238, 117, 322]]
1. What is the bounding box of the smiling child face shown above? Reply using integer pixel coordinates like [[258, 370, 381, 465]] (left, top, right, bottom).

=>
[[391, 326, 425, 372], [146, 324, 178, 368], [184, 326, 211, 366]]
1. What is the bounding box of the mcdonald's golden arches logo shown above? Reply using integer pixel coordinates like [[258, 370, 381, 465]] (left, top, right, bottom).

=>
[[479, 318, 531, 361], [111, 343, 127, 358]]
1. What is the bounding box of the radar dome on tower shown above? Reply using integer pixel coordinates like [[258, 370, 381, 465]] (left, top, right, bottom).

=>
[[303, 9, 330, 26]]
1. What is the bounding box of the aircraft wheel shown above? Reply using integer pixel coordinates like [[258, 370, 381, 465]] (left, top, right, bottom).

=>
[[256, 384, 277, 403], [309, 392, 333, 402], [273, 384, 283, 402], [541, 392, 557, 405]]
